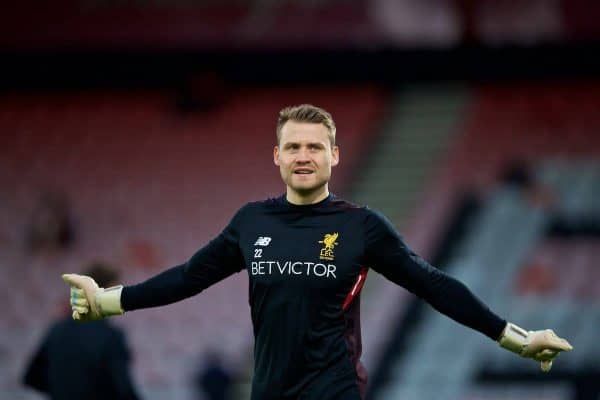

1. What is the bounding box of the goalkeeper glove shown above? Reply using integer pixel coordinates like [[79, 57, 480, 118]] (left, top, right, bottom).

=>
[[499, 322, 573, 372], [62, 274, 124, 321]]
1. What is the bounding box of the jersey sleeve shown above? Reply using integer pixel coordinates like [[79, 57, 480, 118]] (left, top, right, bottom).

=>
[[121, 205, 247, 311], [362, 208, 506, 340]]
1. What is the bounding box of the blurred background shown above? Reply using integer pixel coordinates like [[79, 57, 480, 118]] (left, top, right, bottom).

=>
[[1, 0, 600, 399]]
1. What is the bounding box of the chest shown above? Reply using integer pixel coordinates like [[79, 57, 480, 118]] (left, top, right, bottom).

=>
[[239, 213, 364, 288]]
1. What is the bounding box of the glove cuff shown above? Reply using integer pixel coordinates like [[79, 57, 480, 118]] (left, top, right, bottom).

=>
[[95, 285, 124, 317], [499, 322, 528, 355]]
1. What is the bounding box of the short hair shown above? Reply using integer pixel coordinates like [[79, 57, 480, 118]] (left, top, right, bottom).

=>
[[83, 261, 119, 288], [276, 104, 336, 146]]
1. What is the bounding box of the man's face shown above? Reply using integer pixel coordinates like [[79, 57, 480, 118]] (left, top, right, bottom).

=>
[[274, 121, 339, 198]]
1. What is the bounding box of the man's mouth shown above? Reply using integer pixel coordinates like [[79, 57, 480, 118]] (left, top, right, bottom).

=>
[[293, 168, 314, 175]]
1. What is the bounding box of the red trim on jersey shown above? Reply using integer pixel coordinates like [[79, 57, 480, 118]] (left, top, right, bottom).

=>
[[342, 267, 369, 311]]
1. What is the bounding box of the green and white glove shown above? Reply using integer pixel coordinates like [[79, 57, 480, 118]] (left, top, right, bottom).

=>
[[499, 322, 573, 372], [62, 274, 124, 321]]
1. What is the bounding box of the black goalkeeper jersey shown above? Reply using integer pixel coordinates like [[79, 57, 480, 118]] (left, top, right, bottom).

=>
[[122, 194, 506, 400]]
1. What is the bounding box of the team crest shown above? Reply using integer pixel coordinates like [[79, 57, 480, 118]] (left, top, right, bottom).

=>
[[319, 233, 339, 261]]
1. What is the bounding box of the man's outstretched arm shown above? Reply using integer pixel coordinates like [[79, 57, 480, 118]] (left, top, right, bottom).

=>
[[362, 208, 572, 372], [63, 206, 247, 321]]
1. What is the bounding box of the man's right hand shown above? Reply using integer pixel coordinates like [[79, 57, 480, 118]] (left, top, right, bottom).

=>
[[499, 322, 573, 372], [62, 274, 124, 321]]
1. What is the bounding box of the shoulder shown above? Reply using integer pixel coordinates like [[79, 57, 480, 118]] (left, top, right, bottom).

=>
[[233, 198, 274, 218], [361, 205, 387, 221], [91, 320, 125, 339], [226, 198, 279, 228], [359, 206, 400, 236], [236, 195, 293, 215], [248, 194, 288, 209], [98, 322, 128, 349], [340, 201, 388, 223], [329, 196, 363, 212], [243, 198, 277, 210]]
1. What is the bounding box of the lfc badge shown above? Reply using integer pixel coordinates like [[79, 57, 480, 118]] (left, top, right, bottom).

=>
[[318, 233, 339, 261]]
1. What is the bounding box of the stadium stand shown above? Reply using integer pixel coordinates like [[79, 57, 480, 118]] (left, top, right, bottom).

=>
[[3, 81, 598, 400], [407, 81, 600, 255], [374, 82, 600, 400], [0, 86, 386, 399], [352, 84, 470, 373]]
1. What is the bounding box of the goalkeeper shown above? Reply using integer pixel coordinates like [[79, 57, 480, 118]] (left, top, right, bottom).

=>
[[63, 104, 572, 400]]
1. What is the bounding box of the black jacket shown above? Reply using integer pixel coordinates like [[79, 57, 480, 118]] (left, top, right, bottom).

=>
[[23, 317, 140, 400]]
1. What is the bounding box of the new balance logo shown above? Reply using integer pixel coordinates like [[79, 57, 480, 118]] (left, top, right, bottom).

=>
[[254, 237, 272, 246]]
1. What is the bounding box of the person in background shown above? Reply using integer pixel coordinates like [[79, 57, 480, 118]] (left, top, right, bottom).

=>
[[24, 261, 140, 400], [26, 191, 74, 254], [195, 350, 233, 400]]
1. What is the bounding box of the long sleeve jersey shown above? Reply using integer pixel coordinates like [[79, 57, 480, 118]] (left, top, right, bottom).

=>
[[122, 194, 506, 400]]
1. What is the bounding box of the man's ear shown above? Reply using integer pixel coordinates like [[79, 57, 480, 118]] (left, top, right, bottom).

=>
[[331, 145, 339, 167], [273, 146, 280, 166]]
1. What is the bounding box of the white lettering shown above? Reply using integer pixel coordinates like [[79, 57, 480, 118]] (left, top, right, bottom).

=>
[[327, 264, 337, 278], [305, 262, 314, 276], [313, 263, 327, 277], [291, 262, 303, 275], [250, 260, 337, 279], [277, 261, 288, 274]]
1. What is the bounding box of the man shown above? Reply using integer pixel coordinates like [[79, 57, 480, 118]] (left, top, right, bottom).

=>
[[26, 262, 140, 400], [63, 104, 572, 400]]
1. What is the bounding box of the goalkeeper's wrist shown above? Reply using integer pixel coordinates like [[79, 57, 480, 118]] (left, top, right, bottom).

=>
[[95, 285, 124, 317], [498, 322, 528, 355]]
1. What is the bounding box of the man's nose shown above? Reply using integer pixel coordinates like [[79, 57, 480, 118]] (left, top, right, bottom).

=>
[[296, 148, 311, 161]]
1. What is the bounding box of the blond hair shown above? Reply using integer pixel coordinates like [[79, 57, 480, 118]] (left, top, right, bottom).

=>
[[276, 104, 336, 146]]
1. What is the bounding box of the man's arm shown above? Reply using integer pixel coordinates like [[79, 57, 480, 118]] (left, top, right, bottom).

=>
[[362, 208, 505, 339], [63, 205, 247, 320], [362, 208, 572, 371], [122, 232, 245, 311]]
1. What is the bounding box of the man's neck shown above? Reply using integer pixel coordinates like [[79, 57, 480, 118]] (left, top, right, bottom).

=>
[[286, 187, 329, 205]]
